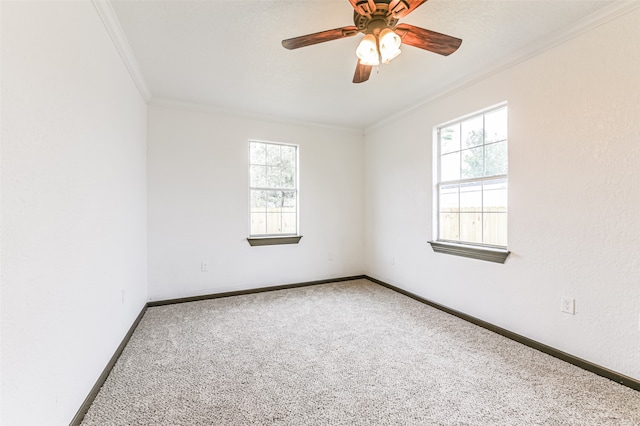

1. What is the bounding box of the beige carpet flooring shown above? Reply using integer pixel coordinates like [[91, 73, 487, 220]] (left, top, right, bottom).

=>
[[81, 279, 640, 425]]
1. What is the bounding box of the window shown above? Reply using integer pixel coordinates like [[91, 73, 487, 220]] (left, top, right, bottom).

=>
[[247, 140, 301, 246], [430, 105, 509, 262]]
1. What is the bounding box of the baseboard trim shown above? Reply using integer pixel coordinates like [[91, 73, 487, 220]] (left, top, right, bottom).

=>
[[70, 305, 148, 426], [147, 275, 367, 307], [365, 275, 640, 392]]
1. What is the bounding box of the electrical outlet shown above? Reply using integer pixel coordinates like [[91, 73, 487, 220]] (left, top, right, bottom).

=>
[[201, 261, 209, 272], [561, 297, 575, 315]]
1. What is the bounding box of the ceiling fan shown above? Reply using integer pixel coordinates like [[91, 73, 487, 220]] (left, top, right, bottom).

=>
[[282, 0, 462, 83]]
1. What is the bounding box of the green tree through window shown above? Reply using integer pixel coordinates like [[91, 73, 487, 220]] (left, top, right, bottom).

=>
[[249, 141, 298, 236], [437, 106, 508, 247]]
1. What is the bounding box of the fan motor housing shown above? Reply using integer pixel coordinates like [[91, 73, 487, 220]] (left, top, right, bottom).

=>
[[353, 3, 399, 35]]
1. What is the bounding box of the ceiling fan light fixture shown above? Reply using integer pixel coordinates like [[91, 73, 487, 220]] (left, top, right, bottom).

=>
[[281, 0, 462, 83], [379, 28, 402, 63], [356, 34, 380, 66], [381, 47, 401, 64]]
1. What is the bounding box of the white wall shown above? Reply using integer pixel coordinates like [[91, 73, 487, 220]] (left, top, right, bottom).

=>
[[1, 2, 148, 424], [364, 8, 640, 380], [147, 104, 364, 301]]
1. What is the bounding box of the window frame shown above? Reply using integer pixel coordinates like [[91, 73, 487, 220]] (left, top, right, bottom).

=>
[[247, 139, 302, 246], [429, 104, 510, 263]]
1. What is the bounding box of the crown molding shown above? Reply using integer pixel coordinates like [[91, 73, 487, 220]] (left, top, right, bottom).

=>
[[148, 98, 364, 135], [92, 0, 151, 102], [364, 0, 640, 134]]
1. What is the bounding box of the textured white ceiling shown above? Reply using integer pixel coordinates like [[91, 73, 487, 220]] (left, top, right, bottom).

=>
[[111, 0, 615, 129]]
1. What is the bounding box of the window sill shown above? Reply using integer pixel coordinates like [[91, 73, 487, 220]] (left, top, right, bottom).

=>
[[247, 236, 303, 247], [428, 241, 510, 264]]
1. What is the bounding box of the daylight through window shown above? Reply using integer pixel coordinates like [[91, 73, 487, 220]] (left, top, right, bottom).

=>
[[436, 105, 508, 247], [249, 141, 298, 236]]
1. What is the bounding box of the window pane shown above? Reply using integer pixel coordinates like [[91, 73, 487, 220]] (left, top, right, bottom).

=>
[[439, 212, 459, 241], [483, 179, 507, 212], [459, 212, 482, 244], [266, 144, 281, 166], [266, 212, 282, 234], [266, 191, 283, 209], [281, 213, 297, 234], [439, 184, 459, 212], [484, 141, 507, 176], [440, 124, 460, 154], [250, 165, 266, 187], [460, 182, 482, 212], [461, 146, 484, 179], [281, 191, 296, 210], [485, 107, 507, 143], [250, 213, 266, 235], [483, 213, 507, 246], [441, 152, 460, 181], [461, 115, 483, 148], [267, 165, 281, 188], [249, 142, 266, 165], [250, 190, 266, 212], [281, 170, 295, 189], [282, 145, 296, 164], [281, 146, 296, 189]]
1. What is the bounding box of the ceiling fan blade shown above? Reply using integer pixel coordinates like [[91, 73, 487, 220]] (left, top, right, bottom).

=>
[[282, 26, 359, 50], [395, 23, 462, 56], [348, 0, 377, 17], [388, 0, 428, 19], [353, 60, 372, 83]]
